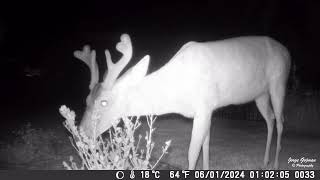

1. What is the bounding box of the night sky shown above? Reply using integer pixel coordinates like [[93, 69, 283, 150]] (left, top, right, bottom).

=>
[[0, 1, 320, 130]]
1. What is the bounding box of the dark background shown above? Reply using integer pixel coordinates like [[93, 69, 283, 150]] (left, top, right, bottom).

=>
[[0, 0, 319, 134]]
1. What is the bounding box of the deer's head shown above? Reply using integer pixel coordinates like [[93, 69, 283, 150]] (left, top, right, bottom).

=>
[[74, 34, 150, 138]]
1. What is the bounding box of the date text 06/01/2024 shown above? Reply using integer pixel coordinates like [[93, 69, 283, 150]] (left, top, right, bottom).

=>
[[115, 170, 317, 179]]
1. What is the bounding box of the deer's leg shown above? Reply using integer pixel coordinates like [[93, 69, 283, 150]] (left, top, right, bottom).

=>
[[188, 110, 212, 170], [255, 93, 275, 167], [202, 128, 211, 170], [274, 115, 284, 169], [270, 82, 286, 169]]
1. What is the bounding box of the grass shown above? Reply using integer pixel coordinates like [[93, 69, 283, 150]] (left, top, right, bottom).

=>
[[4, 122, 67, 169], [148, 116, 320, 170], [0, 99, 319, 170]]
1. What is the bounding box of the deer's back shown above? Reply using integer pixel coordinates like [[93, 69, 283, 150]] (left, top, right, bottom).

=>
[[153, 36, 290, 111]]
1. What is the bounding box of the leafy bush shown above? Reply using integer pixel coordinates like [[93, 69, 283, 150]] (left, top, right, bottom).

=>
[[59, 105, 171, 170]]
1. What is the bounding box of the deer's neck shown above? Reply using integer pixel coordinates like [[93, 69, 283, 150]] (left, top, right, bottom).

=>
[[122, 71, 183, 117]]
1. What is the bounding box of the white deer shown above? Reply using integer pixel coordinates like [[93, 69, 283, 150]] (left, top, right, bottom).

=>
[[74, 34, 291, 169]]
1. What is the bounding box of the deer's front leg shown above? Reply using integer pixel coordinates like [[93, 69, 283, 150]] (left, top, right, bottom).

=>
[[188, 110, 212, 170], [202, 128, 211, 170]]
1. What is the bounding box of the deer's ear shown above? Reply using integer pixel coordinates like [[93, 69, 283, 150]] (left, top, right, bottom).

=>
[[116, 55, 150, 88]]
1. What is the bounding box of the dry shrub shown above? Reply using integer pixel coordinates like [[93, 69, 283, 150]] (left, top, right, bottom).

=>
[[59, 105, 171, 170]]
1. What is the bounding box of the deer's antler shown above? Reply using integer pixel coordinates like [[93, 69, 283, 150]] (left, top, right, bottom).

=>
[[102, 34, 133, 89], [74, 45, 99, 90]]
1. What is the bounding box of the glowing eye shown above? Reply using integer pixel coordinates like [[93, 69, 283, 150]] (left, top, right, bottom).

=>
[[100, 100, 108, 107]]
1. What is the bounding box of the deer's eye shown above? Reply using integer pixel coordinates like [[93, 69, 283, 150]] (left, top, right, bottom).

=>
[[100, 100, 108, 107]]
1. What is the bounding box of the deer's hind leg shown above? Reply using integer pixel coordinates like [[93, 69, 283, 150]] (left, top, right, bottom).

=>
[[255, 93, 275, 168], [270, 80, 286, 169]]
